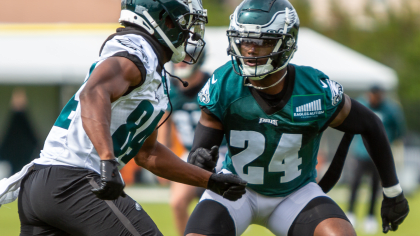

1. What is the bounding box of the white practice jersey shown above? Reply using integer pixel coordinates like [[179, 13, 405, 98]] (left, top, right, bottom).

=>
[[35, 33, 169, 173]]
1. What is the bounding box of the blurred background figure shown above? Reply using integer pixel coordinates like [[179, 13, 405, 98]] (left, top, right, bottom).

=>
[[346, 85, 406, 234], [158, 48, 223, 236], [0, 88, 38, 176], [159, 49, 209, 236]]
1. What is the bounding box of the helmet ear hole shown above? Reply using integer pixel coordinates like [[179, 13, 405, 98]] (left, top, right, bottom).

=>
[[165, 15, 175, 29]]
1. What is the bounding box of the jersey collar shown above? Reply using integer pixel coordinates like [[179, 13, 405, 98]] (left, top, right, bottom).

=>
[[248, 64, 295, 116]]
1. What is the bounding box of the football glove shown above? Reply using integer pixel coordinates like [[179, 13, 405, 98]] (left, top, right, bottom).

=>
[[381, 192, 409, 233], [188, 146, 219, 172], [207, 173, 247, 201], [91, 159, 127, 200]]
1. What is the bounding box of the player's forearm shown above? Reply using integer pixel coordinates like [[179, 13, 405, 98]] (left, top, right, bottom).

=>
[[142, 142, 211, 188], [334, 98, 399, 187], [80, 90, 115, 160]]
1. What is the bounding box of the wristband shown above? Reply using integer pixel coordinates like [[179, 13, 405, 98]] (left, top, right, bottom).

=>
[[383, 183, 402, 198]]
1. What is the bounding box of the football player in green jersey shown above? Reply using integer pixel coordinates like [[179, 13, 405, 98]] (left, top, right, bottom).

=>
[[184, 0, 409, 236]]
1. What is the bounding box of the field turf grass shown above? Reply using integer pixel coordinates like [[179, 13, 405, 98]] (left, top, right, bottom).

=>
[[1, 188, 419, 236]]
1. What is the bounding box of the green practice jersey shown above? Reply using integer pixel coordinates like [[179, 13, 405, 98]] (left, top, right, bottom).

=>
[[198, 63, 344, 197]]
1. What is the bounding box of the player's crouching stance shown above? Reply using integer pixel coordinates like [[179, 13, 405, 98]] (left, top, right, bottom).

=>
[[185, 0, 409, 236], [0, 1, 246, 235]]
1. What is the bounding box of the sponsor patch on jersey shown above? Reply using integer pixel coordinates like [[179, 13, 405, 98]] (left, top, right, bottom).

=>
[[198, 79, 211, 104], [292, 94, 327, 122]]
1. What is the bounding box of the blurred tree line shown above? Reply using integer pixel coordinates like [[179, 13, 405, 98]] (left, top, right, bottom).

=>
[[203, 0, 420, 133]]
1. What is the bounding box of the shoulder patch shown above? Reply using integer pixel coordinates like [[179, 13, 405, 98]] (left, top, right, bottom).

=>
[[198, 79, 211, 104], [116, 37, 149, 66], [324, 79, 343, 106]]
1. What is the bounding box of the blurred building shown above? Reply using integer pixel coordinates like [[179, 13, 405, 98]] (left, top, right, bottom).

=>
[[0, 0, 120, 142], [0, 0, 120, 23], [308, 0, 419, 29]]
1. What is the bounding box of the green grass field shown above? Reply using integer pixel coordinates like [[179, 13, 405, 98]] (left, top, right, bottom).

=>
[[1, 187, 418, 236]]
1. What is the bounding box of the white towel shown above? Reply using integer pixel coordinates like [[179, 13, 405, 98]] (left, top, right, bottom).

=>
[[0, 161, 35, 207]]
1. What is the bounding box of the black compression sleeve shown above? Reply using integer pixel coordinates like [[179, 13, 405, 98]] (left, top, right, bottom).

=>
[[190, 122, 224, 153], [334, 98, 398, 187]]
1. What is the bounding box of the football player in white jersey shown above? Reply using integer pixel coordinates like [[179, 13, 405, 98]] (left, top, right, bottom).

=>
[[0, 1, 247, 235]]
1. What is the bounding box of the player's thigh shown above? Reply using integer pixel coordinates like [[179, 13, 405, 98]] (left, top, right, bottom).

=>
[[267, 182, 340, 236], [18, 169, 70, 236], [184, 189, 253, 236], [288, 196, 353, 236], [20, 225, 70, 236], [82, 177, 163, 236], [26, 165, 162, 236], [51, 176, 163, 236]]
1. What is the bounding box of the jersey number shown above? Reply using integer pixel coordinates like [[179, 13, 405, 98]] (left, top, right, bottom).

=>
[[230, 131, 302, 185], [112, 100, 163, 164]]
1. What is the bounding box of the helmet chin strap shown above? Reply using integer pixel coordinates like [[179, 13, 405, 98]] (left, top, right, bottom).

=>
[[244, 71, 287, 90], [170, 45, 186, 63], [174, 65, 194, 78], [243, 64, 274, 80]]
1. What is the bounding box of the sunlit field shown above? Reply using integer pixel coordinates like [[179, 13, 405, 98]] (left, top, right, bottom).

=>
[[1, 186, 418, 236]]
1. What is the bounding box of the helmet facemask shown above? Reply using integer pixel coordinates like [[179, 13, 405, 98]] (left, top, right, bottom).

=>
[[119, 0, 207, 64], [227, 2, 299, 80], [173, 43, 207, 79], [176, 11, 207, 64]]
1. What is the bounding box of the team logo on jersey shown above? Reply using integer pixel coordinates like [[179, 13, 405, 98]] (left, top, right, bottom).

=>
[[198, 79, 211, 104], [211, 74, 217, 84], [259, 118, 278, 126], [116, 38, 149, 66], [320, 80, 328, 88], [292, 94, 327, 122], [324, 79, 343, 106]]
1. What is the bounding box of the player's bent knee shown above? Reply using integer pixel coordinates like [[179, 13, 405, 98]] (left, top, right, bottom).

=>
[[184, 200, 235, 236], [314, 218, 356, 236], [289, 196, 352, 236]]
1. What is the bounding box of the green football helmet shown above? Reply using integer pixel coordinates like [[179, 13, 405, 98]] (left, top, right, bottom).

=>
[[119, 0, 208, 64], [227, 0, 299, 80]]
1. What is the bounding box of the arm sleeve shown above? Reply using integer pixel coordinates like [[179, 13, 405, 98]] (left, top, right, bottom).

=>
[[189, 122, 224, 154], [334, 98, 399, 187]]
